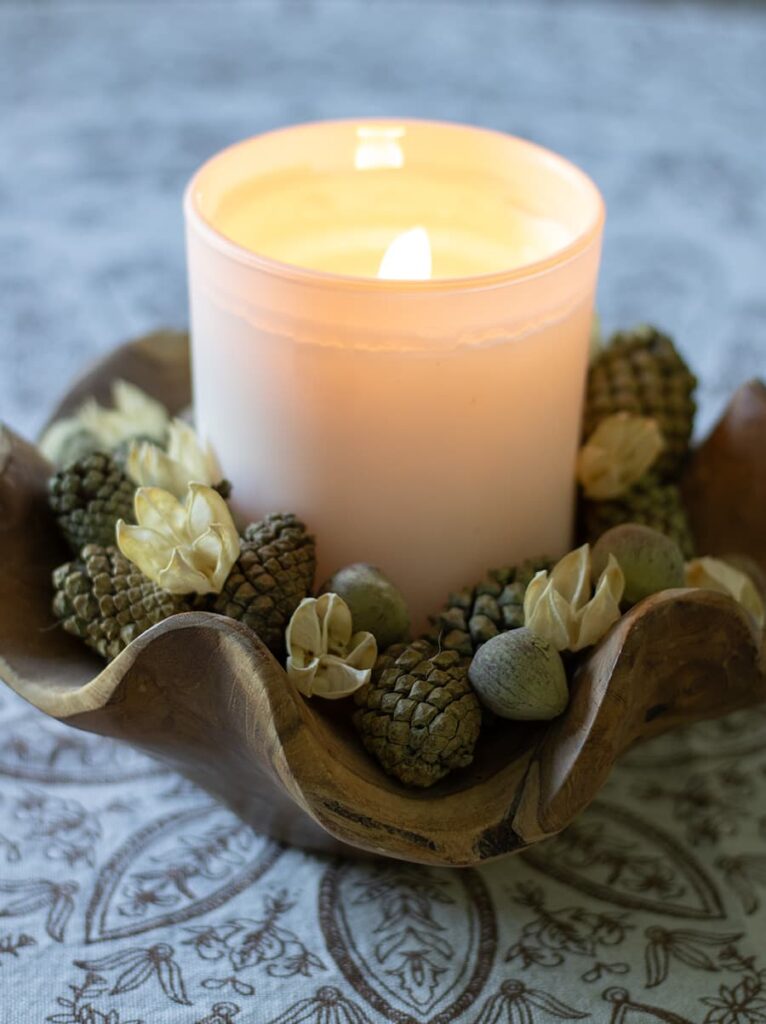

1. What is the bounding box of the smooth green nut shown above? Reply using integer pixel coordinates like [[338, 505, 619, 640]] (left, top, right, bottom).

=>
[[592, 523, 684, 605], [468, 627, 568, 721], [319, 563, 410, 650]]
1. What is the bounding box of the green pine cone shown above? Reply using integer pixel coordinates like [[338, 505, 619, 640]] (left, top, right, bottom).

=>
[[52, 545, 191, 661], [425, 558, 551, 657], [581, 474, 695, 558], [585, 324, 697, 479], [213, 513, 315, 656], [48, 452, 136, 553], [353, 639, 482, 788]]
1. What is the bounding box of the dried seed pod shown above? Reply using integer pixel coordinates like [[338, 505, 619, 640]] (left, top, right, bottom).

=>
[[468, 628, 569, 721]]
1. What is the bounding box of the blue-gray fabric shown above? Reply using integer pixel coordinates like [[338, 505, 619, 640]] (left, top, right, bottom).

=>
[[1, 2, 765, 1021]]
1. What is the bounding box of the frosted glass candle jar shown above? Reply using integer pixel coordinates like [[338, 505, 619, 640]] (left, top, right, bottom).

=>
[[185, 120, 605, 629]]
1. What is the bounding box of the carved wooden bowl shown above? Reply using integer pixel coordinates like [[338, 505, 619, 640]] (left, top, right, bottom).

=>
[[1, 331, 764, 867]]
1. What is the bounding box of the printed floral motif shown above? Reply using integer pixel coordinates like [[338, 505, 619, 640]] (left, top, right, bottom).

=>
[[472, 979, 589, 1022], [350, 866, 457, 1008], [202, 976, 254, 996], [700, 951, 766, 1024], [47, 970, 144, 1024], [320, 860, 496, 1021], [195, 1004, 241, 1024], [522, 800, 726, 920], [634, 766, 756, 846], [702, 977, 766, 1024], [580, 961, 629, 984], [622, 708, 766, 770], [601, 986, 696, 1023], [0, 930, 35, 963], [644, 926, 744, 988], [12, 791, 106, 867], [0, 877, 77, 941], [0, 713, 164, 784], [86, 804, 283, 942], [115, 821, 258, 916], [265, 987, 372, 1024], [716, 855, 766, 915], [0, 833, 21, 863], [506, 881, 631, 982], [184, 889, 325, 988], [74, 943, 191, 1005]]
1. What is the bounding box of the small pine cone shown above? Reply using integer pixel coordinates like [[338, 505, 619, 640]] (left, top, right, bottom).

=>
[[585, 325, 697, 479], [52, 545, 191, 661], [353, 639, 482, 788], [213, 513, 315, 656], [581, 474, 695, 558], [48, 452, 136, 552], [425, 558, 551, 657]]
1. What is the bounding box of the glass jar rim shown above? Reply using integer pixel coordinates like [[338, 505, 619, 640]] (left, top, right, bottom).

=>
[[184, 117, 606, 293]]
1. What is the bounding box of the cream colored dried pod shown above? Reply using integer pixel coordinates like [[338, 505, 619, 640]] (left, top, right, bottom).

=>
[[127, 419, 222, 498], [577, 413, 665, 500], [524, 543, 625, 652], [79, 380, 169, 448], [686, 557, 765, 630], [116, 483, 239, 595], [40, 379, 169, 465], [286, 593, 378, 699]]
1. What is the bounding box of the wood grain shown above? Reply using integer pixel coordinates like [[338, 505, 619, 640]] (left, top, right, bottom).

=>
[[0, 332, 764, 866], [682, 380, 766, 570]]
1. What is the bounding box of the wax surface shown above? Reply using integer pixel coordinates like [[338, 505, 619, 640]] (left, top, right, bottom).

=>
[[212, 170, 572, 279]]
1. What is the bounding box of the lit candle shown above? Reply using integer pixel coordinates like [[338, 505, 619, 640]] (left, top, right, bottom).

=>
[[185, 120, 604, 628]]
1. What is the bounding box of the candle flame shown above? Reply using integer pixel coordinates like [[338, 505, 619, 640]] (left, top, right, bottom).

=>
[[377, 227, 432, 281]]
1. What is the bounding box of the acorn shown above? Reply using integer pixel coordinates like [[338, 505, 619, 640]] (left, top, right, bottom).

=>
[[319, 563, 410, 651], [592, 523, 684, 606], [468, 628, 569, 721]]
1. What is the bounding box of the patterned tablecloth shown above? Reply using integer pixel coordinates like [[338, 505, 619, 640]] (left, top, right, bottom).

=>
[[1, 0, 766, 1020], [1, 688, 766, 1023]]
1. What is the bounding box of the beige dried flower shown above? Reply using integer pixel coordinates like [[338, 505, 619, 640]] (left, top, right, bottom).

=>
[[577, 413, 665, 500], [286, 593, 378, 700], [116, 483, 239, 595], [685, 557, 765, 629], [40, 380, 169, 465], [126, 419, 222, 498], [524, 543, 625, 652]]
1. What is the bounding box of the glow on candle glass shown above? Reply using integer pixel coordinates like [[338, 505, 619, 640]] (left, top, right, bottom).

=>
[[185, 121, 605, 629], [377, 227, 433, 281]]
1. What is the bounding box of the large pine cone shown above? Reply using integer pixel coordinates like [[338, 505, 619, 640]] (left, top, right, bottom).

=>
[[581, 474, 695, 558], [425, 559, 551, 657], [52, 545, 191, 661], [213, 513, 315, 656], [353, 639, 482, 788], [585, 325, 697, 479], [48, 452, 136, 553]]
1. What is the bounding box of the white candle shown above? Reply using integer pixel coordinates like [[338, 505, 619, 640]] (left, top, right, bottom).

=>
[[185, 120, 604, 629]]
